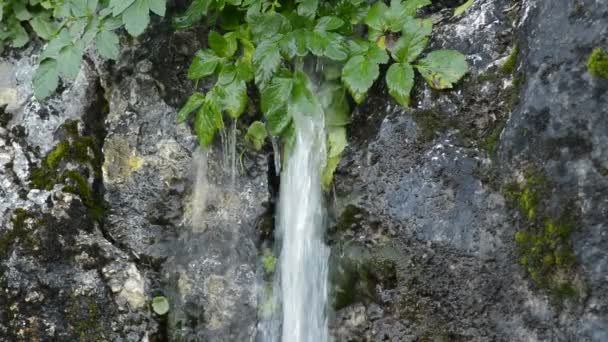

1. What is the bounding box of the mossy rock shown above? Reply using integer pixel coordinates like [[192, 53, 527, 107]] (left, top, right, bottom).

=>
[[504, 170, 581, 300], [587, 48, 608, 79]]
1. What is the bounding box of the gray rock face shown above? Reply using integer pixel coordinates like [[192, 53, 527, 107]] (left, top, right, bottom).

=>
[[329, 0, 608, 341], [97, 21, 269, 341], [1, 0, 606, 341], [0, 46, 153, 341]]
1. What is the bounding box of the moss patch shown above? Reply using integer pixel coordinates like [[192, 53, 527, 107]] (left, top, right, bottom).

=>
[[587, 48, 608, 79], [411, 110, 453, 142], [505, 171, 579, 299], [500, 45, 519, 75], [480, 122, 505, 155], [0, 208, 38, 259], [66, 294, 107, 341], [29, 120, 105, 221]]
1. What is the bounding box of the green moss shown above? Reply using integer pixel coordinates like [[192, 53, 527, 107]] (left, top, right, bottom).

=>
[[66, 294, 106, 341], [29, 120, 105, 221], [46, 140, 70, 169], [501, 45, 519, 74], [480, 122, 505, 155], [506, 171, 579, 299], [587, 48, 608, 79], [411, 110, 452, 142], [0, 208, 38, 259], [261, 249, 277, 275]]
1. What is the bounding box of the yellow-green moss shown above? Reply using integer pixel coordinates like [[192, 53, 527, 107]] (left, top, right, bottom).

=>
[[587, 48, 608, 79], [480, 122, 505, 155], [0, 208, 38, 259], [505, 171, 578, 299], [29, 120, 105, 221], [261, 249, 277, 275], [501, 45, 519, 74], [66, 294, 106, 342], [411, 110, 453, 142]]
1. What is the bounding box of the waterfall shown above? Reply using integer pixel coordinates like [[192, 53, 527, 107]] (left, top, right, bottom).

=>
[[191, 147, 209, 233], [261, 109, 330, 341]]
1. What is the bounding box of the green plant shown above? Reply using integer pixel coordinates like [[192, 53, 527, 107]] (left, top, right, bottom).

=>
[[0, 0, 167, 98], [151, 296, 170, 315], [176, 0, 469, 188], [587, 47, 608, 79]]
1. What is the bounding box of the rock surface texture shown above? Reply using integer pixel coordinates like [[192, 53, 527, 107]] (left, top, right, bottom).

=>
[[0, 0, 606, 341], [330, 0, 608, 341]]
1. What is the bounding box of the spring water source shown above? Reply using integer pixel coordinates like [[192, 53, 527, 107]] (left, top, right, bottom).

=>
[[261, 110, 331, 341]]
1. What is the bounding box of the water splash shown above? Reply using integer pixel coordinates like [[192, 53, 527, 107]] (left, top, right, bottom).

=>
[[191, 147, 209, 233]]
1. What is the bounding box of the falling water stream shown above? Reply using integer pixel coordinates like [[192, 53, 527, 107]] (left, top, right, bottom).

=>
[[261, 110, 330, 341]]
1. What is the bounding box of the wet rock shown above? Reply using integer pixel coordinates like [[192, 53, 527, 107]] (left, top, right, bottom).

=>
[[330, 0, 608, 341]]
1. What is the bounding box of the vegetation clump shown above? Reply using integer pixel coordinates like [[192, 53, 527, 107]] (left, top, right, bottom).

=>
[[587, 47, 608, 79], [175, 0, 470, 188], [0, 0, 167, 98], [30, 120, 104, 220], [500, 45, 519, 75], [505, 171, 579, 299]]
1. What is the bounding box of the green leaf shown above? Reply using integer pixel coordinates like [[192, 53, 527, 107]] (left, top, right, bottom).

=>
[[341, 55, 379, 103], [454, 0, 475, 17], [280, 29, 308, 59], [188, 49, 223, 80], [322, 126, 347, 190], [366, 44, 389, 64], [57, 44, 82, 79], [320, 83, 349, 127], [10, 21, 29, 48], [415, 50, 469, 89], [96, 30, 120, 60], [122, 0, 150, 37], [327, 126, 347, 158], [401, 0, 432, 16], [41, 29, 71, 59], [70, 0, 89, 17], [195, 96, 223, 147], [208, 31, 237, 58], [173, 0, 211, 29], [386, 63, 414, 106], [323, 33, 348, 61], [14, 3, 32, 21], [253, 35, 283, 86], [306, 31, 329, 57], [245, 121, 267, 150], [217, 64, 236, 85], [322, 154, 341, 191], [33, 59, 59, 99], [391, 18, 432, 63], [288, 71, 323, 119], [177, 92, 206, 123], [82, 17, 101, 45], [365, 1, 388, 31], [102, 17, 123, 30], [30, 16, 58, 40], [235, 59, 254, 82], [261, 76, 293, 135], [149, 0, 166, 16], [315, 16, 344, 32], [219, 80, 248, 119], [110, 0, 136, 16], [248, 13, 290, 43], [297, 0, 318, 18], [151, 296, 169, 315]]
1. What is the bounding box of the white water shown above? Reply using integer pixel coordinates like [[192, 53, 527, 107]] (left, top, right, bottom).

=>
[[262, 112, 330, 342], [191, 148, 209, 233]]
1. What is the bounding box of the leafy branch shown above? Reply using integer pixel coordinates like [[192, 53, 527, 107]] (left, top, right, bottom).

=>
[[0, 0, 167, 99], [177, 0, 469, 189]]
